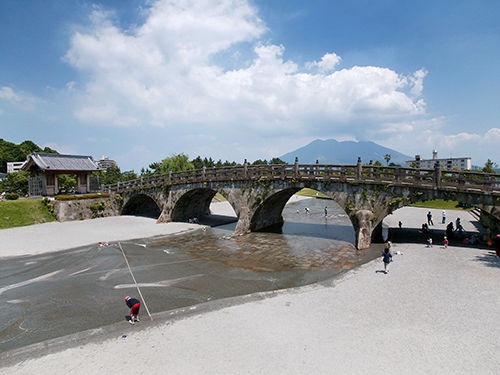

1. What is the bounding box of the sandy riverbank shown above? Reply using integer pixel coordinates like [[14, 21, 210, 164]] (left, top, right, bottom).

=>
[[1, 205, 499, 374], [0, 201, 238, 259]]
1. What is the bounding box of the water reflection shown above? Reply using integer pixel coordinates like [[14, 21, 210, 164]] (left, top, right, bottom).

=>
[[0, 197, 382, 354]]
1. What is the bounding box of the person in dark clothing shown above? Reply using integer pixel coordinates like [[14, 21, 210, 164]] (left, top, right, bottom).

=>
[[446, 222, 454, 239], [382, 246, 392, 274], [494, 234, 500, 257], [427, 211, 434, 226], [125, 296, 141, 324]]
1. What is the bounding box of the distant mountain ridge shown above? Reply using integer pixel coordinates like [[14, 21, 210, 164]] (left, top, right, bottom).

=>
[[280, 139, 411, 166]]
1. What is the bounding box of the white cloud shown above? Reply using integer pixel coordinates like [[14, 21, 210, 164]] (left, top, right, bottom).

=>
[[306, 52, 341, 72], [0, 86, 42, 110], [410, 69, 427, 97], [63, 0, 427, 140], [375, 121, 500, 166]]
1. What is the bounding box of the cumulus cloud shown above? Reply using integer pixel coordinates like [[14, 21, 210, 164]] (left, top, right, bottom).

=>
[[63, 0, 427, 140], [306, 52, 341, 72]]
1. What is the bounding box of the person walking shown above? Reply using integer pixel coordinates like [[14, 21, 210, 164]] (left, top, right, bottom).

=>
[[427, 211, 434, 226], [443, 236, 449, 249], [442, 210, 446, 224], [324, 206, 328, 218], [382, 246, 392, 274], [125, 296, 141, 324]]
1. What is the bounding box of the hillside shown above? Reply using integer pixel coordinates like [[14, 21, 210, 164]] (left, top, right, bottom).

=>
[[0, 139, 58, 173], [280, 139, 411, 165]]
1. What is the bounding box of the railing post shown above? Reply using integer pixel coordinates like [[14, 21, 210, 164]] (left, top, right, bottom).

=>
[[202, 165, 206, 181], [458, 171, 465, 188], [356, 157, 362, 181], [434, 162, 442, 189], [140, 176, 144, 189], [244, 159, 248, 179], [395, 166, 401, 182], [169, 168, 172, 184], [294, 157, 299, 178], [369, 160, 373, 178], [117, 179, 120, 192]]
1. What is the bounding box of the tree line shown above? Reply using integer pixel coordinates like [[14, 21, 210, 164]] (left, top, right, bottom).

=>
[[101, 154, 287, 185]]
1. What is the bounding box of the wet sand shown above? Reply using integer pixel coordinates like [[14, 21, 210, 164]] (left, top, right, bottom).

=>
[[1, 206, 499, 374]]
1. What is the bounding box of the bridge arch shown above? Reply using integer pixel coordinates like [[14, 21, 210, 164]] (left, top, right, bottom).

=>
[[170, 188, 217, 222], [122, 193, 162, 218], [250, 188, 303, 231]]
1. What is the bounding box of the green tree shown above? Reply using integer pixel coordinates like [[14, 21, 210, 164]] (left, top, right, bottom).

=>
[[57, 174, 77, 194], [190, 156, 204, 169], [373, 160, 383, 166], [269, 157, 286, 164], [482, 159, 498, 173], [103, 166, 122, 184], [149, 153, 194, 174], [0, 171, 29, 195], [384, 154, 391, 166], [121, 170, 138, 181], [140, 168, 153, 176], [252, 159, 268, 165], [0, 139, 58, 173]]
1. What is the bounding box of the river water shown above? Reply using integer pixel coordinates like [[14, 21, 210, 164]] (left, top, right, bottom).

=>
[[0, 197, 383, 354]]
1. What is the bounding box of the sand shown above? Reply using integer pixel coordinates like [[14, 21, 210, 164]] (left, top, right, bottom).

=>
[[1, 206, 499, 374], [0, 201, 237, 259]]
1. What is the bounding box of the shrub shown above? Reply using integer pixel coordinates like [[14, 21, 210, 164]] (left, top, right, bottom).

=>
[[55, 193, 109, 201], [5, 193, 19, 200]]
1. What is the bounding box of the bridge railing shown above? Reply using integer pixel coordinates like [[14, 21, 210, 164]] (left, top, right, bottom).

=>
[[440, 170, 500, 192], [103, 163, 500, 195], [361, 166, 436, 185]]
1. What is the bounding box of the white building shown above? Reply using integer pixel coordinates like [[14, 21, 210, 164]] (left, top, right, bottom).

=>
[[406, 150, 472, 170], [6, 161, 26, 173], [96, 155, 117, 171]]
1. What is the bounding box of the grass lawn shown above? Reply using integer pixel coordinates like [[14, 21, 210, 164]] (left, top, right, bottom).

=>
[[409, 199, 473, 211], [295, 188, 330, 198], [0, 198, 56, 229]]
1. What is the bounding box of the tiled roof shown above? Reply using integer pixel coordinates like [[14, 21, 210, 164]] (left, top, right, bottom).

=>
[[22, 153, 100, 172]]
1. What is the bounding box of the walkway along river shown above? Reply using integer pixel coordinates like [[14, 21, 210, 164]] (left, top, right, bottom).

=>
[[0, 197, 383, 354]]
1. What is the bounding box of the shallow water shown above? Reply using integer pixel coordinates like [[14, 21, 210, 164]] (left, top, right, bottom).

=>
[[0, 197, 382, 354]]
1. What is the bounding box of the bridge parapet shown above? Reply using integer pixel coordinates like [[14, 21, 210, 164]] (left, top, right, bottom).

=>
[[104, 164, 500, 197], [107, 163, 500, 250]]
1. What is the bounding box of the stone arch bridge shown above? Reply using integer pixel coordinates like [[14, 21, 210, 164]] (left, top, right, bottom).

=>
[[104, 161, 500, 249]]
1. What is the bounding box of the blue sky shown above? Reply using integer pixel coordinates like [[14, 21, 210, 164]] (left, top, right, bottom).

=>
[[1, 0, 499, 171]]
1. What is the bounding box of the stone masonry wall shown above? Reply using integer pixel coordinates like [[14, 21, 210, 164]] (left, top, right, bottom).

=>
[[54, 197, 122, 222]]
